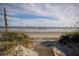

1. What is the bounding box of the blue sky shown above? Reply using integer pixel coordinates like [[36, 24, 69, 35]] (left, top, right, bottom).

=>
[[0, 3, 79, 27]]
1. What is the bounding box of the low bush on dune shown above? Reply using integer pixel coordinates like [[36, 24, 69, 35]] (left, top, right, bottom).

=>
[[0, 32, 32, 48], [0, 32, 33, 55], [0, 32, 29, 41], [59, 32, 79, 44]]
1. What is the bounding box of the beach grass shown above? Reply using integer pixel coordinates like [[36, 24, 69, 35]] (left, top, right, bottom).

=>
[[0, 32, 33, 54]]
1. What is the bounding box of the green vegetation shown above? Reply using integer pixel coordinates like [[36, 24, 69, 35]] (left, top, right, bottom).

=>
[[0, 32, 32, 55], [0, 32, 28, 41], [59, 32, 79, 44], [0, 32, 32, 45]]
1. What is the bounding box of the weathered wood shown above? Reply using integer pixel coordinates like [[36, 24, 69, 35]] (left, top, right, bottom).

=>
[[51, 48, 55, 56], [4, 8, 8, 32], [52, 47, 66, 56]]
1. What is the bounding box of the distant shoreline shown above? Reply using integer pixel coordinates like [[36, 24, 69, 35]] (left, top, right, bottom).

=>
[[0, 27, 79, 29]]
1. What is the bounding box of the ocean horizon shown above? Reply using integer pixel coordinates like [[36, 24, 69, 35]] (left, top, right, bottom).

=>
[[0, 27, 79, 32]]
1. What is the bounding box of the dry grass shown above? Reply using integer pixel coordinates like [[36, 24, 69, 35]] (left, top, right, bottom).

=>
[[0, 32, 33, 55]]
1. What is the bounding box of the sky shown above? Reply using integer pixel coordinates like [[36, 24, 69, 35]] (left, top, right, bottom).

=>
[[0, 3, 79, 27]]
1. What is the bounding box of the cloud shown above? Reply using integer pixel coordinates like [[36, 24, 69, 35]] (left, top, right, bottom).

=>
[[0, 3, 79, 27]]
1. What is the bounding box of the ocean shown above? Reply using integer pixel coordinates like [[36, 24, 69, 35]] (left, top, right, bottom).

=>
[[0, 27, 78, 32]]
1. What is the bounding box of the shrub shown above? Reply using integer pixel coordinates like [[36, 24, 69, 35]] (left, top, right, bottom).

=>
[[59, 32, 79, 44], [0, 32, 29, 41], [0, 32, 33, 55]]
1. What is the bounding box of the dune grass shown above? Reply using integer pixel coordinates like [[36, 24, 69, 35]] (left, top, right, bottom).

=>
[[0, 32, 33, 55]]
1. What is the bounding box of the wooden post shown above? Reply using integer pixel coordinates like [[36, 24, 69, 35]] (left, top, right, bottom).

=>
[[4, 8, 8, 32]]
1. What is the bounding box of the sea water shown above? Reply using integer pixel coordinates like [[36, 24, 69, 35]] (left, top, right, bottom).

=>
[[0, 27, 77, 32]]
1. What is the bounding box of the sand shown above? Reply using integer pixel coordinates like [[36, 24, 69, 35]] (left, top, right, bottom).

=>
[[0, 32, 64, 39], [25, 32, 64, 39]]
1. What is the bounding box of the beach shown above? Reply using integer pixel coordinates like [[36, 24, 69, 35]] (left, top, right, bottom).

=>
[[25, 32, 64, 39]]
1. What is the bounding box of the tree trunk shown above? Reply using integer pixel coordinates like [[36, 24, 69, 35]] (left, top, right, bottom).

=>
[[4, 8, 8, 32]]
